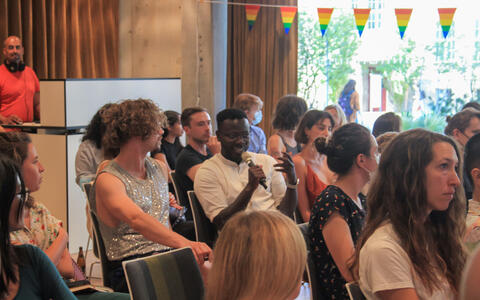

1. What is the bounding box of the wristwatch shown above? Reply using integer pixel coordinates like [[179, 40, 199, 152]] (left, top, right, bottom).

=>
[[286, 178, 300, 189]]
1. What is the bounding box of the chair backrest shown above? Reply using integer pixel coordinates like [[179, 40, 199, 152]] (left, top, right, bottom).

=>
[[122, 247, 204, 300], [298, 223, 325, 300], [82, 182, 98, 258], [345, 282, 366, 300], [169, 171, 188, 207], [187, 191, 217, 248], [89, 208, 114, 288]]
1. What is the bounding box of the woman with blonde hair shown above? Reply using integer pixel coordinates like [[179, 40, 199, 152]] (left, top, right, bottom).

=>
[[206, 210, 307, 300], [325, 104, 347, 131], [352, 129, 466, 299]]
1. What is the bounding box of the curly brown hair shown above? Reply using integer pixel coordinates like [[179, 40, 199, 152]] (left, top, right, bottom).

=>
[[351, 129, 466, 294], [102, 99, 166, 158]]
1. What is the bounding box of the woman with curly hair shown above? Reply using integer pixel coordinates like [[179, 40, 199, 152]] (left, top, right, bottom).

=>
[[352, 129, 466, 299], [309, 123, 378, 299], [267, 95, 308, 159]]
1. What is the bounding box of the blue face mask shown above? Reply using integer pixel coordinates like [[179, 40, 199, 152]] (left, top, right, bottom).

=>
[[252, 110, 262, 125]]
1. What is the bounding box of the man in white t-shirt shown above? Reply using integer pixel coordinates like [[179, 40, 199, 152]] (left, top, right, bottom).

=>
[[194, 108, 298, 230]]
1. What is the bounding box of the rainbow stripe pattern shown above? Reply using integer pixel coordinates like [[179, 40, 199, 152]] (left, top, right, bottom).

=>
[[317, 8, 334, 37], [438, 8, 456, 38], [394, 8, 412, 39], [245, 5, 260, 31], [280, 7, 297, 34], [353, 8, 371, 37]]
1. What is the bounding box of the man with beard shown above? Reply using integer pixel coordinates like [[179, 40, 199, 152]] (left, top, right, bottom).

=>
[[175, 107, 220, 219], [93, 99, 211, 292], [194, 108, 298, 230], [0, 36, 40, 124]]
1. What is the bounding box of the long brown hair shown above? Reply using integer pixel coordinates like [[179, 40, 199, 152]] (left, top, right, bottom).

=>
[[351, 129, 466, 293]]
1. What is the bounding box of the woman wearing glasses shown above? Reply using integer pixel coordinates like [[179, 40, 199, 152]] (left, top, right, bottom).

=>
[[0, 153, 76, 299], [0, 132, 77, 279]]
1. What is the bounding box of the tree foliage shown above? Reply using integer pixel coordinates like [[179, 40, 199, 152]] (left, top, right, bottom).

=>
[[298, 11, 359, 108]]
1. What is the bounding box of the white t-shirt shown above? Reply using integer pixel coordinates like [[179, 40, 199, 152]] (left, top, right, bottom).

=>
[[359, 223, 454, 300], [194, 152, 287, 222]]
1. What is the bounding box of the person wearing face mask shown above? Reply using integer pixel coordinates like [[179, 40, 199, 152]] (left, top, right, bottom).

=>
[[233, 93, 267, 154], [293, 110, 336, 223], [308, 123, 378, 299], [0, 36, 40, 124]]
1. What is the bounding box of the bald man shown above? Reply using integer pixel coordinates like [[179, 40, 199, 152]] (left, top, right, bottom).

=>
[[0, 36, 40, 124]]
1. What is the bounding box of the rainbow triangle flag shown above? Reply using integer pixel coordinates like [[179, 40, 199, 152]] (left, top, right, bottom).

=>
[[438, 8, 456, 38], [395, 8, 412, 39], [317, 8, 334, 37], [280, 7, 297, 34], [353, 8, 371, 37], [245, 5, 260, 31]]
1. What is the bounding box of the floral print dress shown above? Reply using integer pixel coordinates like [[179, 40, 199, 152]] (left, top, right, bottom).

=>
[[10, 202, 62, 249], [308, 185, 366, 299]]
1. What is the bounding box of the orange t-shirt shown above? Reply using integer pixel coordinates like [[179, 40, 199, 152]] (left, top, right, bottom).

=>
[[0, 64, 39, 122]]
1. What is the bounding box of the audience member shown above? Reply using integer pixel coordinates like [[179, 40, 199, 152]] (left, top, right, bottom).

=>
[[325, 104, 347, 131], [175, 107, 219, 219], [338, 80, 360, 123], [464, 132, 480, 248], [462, 101, 480, 111], [150, 110, 184, 170], [195, 108, 298, 230], [233, 93, 267, 154], [309, 123, 378, 298], [0, 133, 77, 279], [352, 129, 466, 299], [0, 36, 40, 124], [0, 154, 76, 299], [293, 110, 336, 222], [371, 112, 402, 137], [267, 95, 308, 159], [206, 210, 306, 300], [375, 131, 398, 154], [445, 107, 480, 202], [93, 99, 211, 292], [460, 244, 480, 300], [75, 103, 114, 187]]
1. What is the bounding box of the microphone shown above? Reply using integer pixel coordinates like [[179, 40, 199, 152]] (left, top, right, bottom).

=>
[[241, 152, 267, 189]]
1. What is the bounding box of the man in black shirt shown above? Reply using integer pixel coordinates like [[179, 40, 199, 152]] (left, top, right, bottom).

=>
[[175, 107, 220, 219]]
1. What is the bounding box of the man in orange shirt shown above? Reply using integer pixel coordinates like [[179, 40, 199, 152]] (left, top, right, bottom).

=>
[[0, 36, 40, 124]]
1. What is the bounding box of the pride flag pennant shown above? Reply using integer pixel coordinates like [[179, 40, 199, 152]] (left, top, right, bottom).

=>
[[395, 8, 413, 39], [317, 8, 334, 37], [280, 7, 297, 34], [353, 8, 371, 37], [245, 5, 260, 31], [438, 8, 456, 38]]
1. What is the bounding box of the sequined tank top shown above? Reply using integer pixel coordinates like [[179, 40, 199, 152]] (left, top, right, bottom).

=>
[[92, 157, 170, 261]]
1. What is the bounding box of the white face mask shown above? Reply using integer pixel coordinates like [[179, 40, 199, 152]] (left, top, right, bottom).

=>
[[252, 110, 262, 126]]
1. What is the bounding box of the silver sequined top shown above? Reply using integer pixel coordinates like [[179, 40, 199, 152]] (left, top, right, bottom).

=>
[[92, 157, 170, 261]]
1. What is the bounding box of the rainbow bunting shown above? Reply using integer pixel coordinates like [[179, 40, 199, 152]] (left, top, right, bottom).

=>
[[317, 8, 334, 37], [394, 9, 412, 39], [353, 8, 371, 37], [280, 7, 297, 34], [245, 5, 260, 31], [438, 8, 456, 38]]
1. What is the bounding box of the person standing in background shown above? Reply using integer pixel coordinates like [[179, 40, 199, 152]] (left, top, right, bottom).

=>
[[338, 80, 360, 123], [0, 36, 40, 124]]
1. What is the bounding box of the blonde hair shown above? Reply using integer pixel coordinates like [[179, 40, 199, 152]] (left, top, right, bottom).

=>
[[324, 104, 347, 128], [206, 211, 306, 300], [233, 93, 263, 111]]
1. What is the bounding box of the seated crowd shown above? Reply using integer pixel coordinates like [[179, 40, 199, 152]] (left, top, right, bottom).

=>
[[3, 94, 480, 300]]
